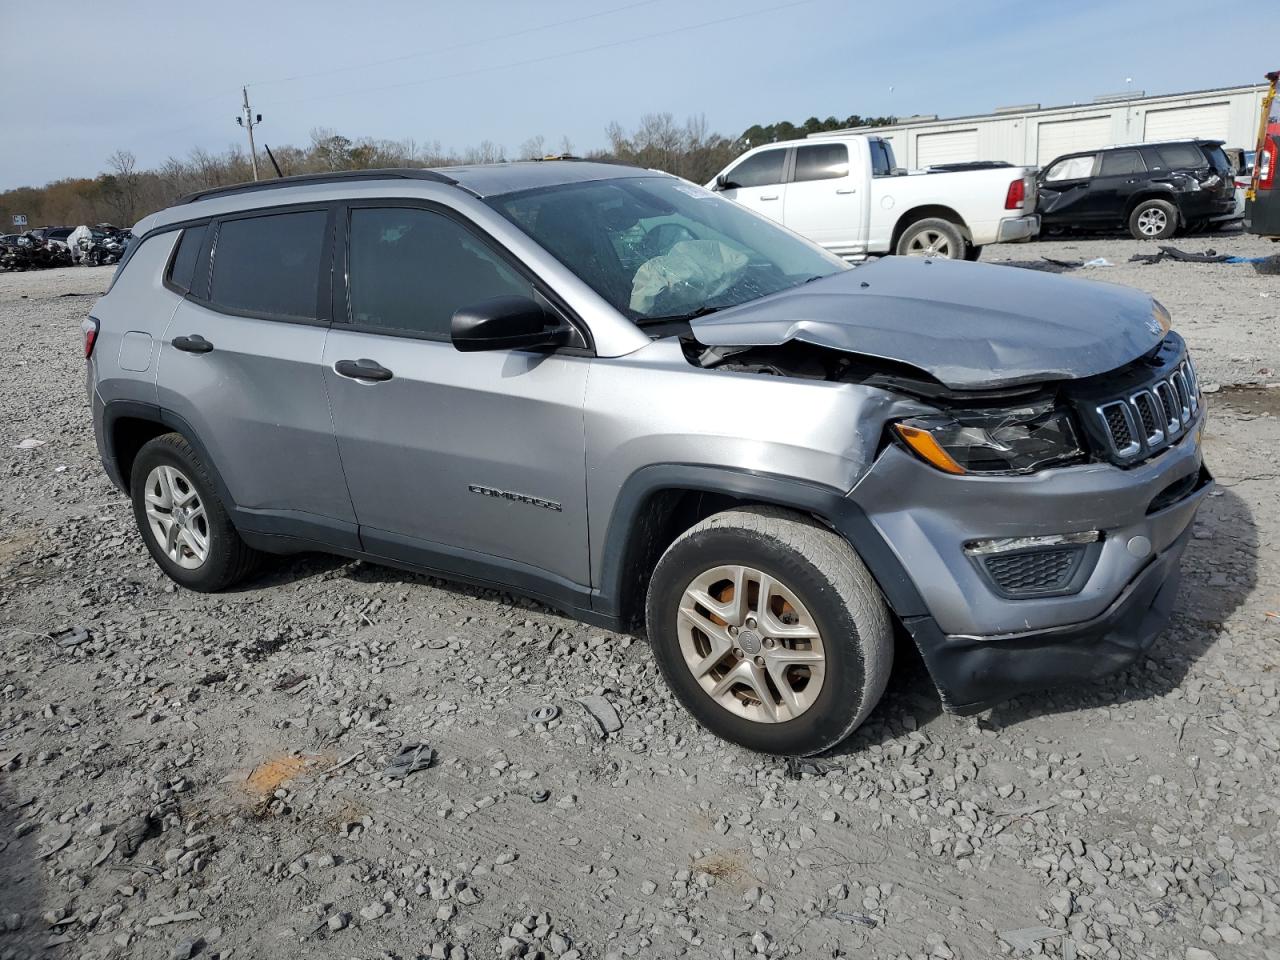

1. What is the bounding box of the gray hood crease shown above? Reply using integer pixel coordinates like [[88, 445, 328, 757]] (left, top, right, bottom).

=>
[[688, 257, 1167, 390]]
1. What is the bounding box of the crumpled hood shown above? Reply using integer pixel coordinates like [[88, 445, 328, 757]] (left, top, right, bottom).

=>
[[690, 257, 1168, 390]]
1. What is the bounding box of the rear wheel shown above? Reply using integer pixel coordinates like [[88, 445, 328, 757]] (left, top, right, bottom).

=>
[[896, 218, 966, 259], [129, 433, 261, 592], [1129, 199, 1178, 240], [645, 506, 893, 755]]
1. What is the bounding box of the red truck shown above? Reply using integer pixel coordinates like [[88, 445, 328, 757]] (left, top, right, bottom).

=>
[[1246, 71, 1279, 238]]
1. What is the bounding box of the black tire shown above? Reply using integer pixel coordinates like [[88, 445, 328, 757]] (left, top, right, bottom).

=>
[[963, 244, 984, 262], [129, 433, 260, 592], [895, 217, 967, 260], [645, 506, 893, 756], [1128, 199, 1178, 240]]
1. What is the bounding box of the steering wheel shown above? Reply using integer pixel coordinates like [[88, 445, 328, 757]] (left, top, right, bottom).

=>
[[642, 222, 697, 258]]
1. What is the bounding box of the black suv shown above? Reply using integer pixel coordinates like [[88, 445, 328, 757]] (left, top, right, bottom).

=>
[[1038, 139, 1236, 239]]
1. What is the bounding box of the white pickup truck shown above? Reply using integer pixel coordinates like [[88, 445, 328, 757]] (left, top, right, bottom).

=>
[[706, 135, 1039, 261]]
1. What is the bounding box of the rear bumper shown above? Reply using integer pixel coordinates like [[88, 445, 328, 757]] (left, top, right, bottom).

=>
[[904, 524, 1191, 713], [996, 214, 1040, 243], [1247, 193, 1280, 237]]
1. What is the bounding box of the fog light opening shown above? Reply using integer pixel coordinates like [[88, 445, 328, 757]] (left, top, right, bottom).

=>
[[964, 530, 1101, 557]]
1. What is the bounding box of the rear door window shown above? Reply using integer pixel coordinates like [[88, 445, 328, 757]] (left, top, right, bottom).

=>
[[869, 139, 894, 176], [208, 210, 327, 319], [1044, 155, 1096, 181], [724, 149, 787, 189], [793, 143, 849, 182], [1099, 150, 1146, 176]]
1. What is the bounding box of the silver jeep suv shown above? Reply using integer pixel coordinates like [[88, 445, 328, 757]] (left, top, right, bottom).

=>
[[85, 162, 1211, 755]]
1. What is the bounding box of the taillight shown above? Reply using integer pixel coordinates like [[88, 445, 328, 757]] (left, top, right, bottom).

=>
[[1260, 139, 1276, 190], [83, 317, 100, 359], [1004, 177, 1026, 210]]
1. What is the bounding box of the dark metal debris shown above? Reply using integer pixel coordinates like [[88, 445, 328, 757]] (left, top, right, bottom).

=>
[[383, 743, 434, 779]]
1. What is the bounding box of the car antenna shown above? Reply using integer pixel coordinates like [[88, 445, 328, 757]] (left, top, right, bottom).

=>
[[264, 144, 285, 178]]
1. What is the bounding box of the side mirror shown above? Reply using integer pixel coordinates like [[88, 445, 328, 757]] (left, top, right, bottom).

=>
[[451, 296, 570, 353], [713, 174, 730, 192]]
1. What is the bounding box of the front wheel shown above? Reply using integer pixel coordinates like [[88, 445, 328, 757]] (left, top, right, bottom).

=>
[[645, 506, 893, 756], [1129, 199, 1178, 240], [130, 433, 261, 592]]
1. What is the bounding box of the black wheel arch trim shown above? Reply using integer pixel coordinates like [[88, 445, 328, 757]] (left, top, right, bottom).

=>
[[592, 464, 929, 625]]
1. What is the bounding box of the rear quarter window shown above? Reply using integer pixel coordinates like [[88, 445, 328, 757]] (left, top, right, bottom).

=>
[[166, 224, 208, 294], [1156, 143, 1207, 169], [208, 210, 327, 319]]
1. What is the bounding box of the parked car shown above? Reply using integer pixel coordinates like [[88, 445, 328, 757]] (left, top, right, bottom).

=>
[[85, 164, 1209, 755], [1038, 139, 1238, 239], [706, 135, 1039, 261]]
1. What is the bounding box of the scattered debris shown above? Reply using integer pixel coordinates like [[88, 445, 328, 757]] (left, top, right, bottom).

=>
[[831, 911, 878, 928], [13, 438, 47, 450], [52, 625, 91, 648], [384, 742, 434, 779], [146, 911, 203, 928], [1082, 257, 1113, 267], [118, 812, 160, 858], [999, 927, 1065, 952], [530, 789, 551, 804], [1130, 246, 1230, 264], [526, 704, 561, 724], [576, 695, 622, 736]]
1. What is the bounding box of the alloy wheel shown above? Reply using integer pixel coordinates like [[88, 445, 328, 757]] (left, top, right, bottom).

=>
[[676, 564, 826, 723], [905, 229, 953, 258], [1137, 208, 1168, 237], [143, 465, 210, 569]]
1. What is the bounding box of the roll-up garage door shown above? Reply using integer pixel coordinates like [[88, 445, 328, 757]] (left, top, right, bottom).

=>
[[1036, 116, 1112, 165], [1143, 102, 1230, 142], [915, 129, 978, 167]]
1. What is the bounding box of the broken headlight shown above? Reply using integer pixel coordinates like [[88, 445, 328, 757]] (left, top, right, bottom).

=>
[[893, 402, 1085, 475]]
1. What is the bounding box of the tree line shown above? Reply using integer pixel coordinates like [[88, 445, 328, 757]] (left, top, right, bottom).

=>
[[0, 112, 895, 230]]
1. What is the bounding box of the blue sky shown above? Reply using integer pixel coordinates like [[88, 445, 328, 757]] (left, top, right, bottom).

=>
[[1, 0, 1272, 189]]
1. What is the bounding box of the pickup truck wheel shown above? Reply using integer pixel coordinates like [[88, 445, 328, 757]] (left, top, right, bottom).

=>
[[129, 433, 261, 592], [1129, 199, 1178, 240], [896, 218, 966, 259], [645, 506, 893, 756]]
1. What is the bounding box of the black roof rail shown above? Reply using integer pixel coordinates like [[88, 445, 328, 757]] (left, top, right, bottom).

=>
[[176, 168, 459, 205]]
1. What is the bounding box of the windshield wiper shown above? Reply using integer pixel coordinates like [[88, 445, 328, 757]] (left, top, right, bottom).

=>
[[635, 304, 726, 326]]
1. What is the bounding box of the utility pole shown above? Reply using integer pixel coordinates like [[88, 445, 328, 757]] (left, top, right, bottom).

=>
[[237, 86, 261, 181]]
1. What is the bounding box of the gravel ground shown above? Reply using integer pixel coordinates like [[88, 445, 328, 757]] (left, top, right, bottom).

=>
[[1, 245, 1278, 960]]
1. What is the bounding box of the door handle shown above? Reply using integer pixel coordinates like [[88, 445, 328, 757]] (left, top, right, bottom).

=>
[[335, 358, 393, 382], [171, 334, 213, 353], [759, 194, 779, 201], [835, 188, 857, 194]]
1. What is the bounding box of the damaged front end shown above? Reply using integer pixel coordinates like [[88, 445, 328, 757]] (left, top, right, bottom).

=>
[[677, 269, 1211, 714]]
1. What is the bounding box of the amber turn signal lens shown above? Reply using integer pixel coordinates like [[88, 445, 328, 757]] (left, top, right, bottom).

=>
[[894, 424, 967, 475]]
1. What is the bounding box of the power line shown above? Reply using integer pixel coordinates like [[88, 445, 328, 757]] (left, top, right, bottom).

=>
[[246, 0, 668, 88], [259, 0, 822, 110]]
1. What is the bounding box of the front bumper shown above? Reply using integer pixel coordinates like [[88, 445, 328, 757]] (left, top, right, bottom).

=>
[[904, 523, 1192, 713], [848, 412, 1210, 711], [996, 214, 1040, 243]]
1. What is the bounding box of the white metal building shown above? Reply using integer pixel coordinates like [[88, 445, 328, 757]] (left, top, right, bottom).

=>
[[812, 83, 1268, 169]]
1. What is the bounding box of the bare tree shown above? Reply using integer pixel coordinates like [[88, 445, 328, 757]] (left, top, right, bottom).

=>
[[518, 135, 546, 160]]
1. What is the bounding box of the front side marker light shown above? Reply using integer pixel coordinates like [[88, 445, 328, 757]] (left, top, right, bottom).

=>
[[894, 423, 966, 475]]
